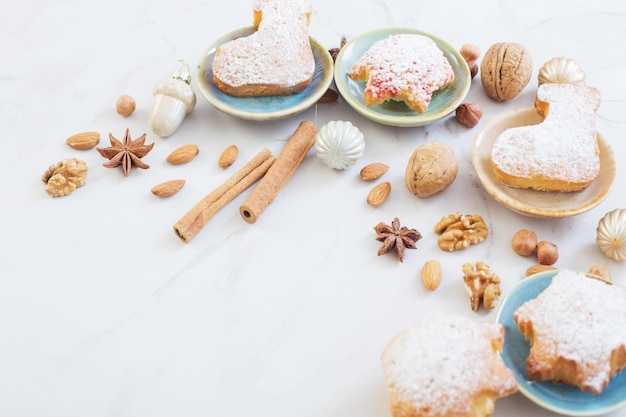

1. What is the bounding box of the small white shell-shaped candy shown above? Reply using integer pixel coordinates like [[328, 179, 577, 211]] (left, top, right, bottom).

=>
[[315, 120, 365, 170], [149, 64, 197, 138], [596, 208, 626, 262], [538, 57, 586, 86]]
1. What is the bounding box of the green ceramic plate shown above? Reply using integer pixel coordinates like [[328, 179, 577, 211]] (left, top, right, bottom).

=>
[[197, 27, 333, 121], [334, 27, 471, 127]]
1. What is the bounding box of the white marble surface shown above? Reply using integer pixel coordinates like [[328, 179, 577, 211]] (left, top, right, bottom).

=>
[[2, 1, 626, 416]]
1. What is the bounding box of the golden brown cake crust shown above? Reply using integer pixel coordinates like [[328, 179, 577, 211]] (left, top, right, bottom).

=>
[[381, 313, 517, 417], [212, 0, 314, 97], [514, 270, 626, 394], [348, 34, 454, 113], [490, 83, 601, 192]]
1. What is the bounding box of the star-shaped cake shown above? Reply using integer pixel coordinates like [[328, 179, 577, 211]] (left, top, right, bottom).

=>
[[513, 270, 626, 394]]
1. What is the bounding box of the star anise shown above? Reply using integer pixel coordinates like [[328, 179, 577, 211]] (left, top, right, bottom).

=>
[[96, 128, 154, 177], [374, 217, 422, 262]]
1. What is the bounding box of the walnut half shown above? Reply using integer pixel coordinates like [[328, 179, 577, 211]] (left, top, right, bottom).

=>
[[434, 212, 488, 251], [42, 158, 88, 197], [462, 261, 501, 312]]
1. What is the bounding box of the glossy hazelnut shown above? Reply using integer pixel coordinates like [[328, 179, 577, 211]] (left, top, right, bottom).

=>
[[511, 229, 537, 256], [536, 241, 558, 265], [460, 44, 481, 62], [455, 103, 482, 127], [116, 94, 136, 117], [467, 60, 479, 79]]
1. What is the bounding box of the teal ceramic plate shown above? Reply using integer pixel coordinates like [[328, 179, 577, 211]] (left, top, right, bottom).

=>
[[197, 27, 333, 121], [494, 270, 626, 416], [334, 27, 471, 127], [472, 108, 616, 218]]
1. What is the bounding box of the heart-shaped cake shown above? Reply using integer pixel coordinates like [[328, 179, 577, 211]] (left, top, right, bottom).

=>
[[212, 0, 315, 97]]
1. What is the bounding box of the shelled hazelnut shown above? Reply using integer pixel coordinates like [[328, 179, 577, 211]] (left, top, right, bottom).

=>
[[116, 94, 136, 117], [511, 229, 538, 256], [536, 241, 559, 265], [455, 103, 482, 127]]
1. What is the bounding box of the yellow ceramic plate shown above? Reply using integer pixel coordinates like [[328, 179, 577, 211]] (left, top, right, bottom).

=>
[[197, 27, 333, 121], [334, 27, 471, 127], [472, 108, 616, 218]]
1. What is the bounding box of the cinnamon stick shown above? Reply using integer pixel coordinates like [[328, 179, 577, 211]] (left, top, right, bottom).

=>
[[240, 120, 317, 224], [174, 148, 274, 242]]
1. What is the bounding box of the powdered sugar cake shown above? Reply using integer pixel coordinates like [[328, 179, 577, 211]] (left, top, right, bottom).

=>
[[513, 270, 626, 394], [381, 313, 517, 417], [348, 34, 455, 113], [212, 0, 315, 97], [490, 83, 602, 192]]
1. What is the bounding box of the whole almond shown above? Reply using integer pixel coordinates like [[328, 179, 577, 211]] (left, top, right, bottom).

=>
[[360, 163, 389, 181], [218, 145, 239, 168], [151, 179, 185, 197], [525, 264, 556, 277], [166, 144, 199, 165], [367, 181, 391, 207], [66, 131, 100, 150], [421, 260, 442, 291]]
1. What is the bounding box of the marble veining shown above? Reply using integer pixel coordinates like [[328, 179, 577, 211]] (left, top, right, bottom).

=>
[[1, 0, 625, 416]]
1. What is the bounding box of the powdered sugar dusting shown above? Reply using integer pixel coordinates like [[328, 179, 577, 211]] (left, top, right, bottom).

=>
[[348, 34, 455, 113], [491, 84, 601, 185], [514, 270, 626, 393], [213, 0, 314, 88], [381, 313, 517, 417]]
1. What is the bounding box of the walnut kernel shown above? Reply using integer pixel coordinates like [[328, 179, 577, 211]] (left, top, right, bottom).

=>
[[42, 158, 88, 197], [434, 213, 488, 251], [462, 261, 501, 312]]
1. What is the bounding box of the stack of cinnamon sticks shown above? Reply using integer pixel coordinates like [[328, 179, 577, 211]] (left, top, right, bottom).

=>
[[173, 120, 317, 243]]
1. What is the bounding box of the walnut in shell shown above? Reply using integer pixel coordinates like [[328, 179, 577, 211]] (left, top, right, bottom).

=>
[[480, 42, 532, 101], [405, 142, 457, 197]]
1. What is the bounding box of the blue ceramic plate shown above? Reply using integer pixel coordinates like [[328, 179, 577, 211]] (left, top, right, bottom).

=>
[[494, 270, 626, 416], [197, 27, 333, 121], [334, 27, 471, 127]]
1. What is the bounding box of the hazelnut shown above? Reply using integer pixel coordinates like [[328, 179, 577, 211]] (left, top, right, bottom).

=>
[[480, 42, 533, 101], [455, 103, 482, 127], [460, 44, 481, 62], [511, 229, 537, 256], [587, 265, 611, 281], [116, 94, 136, 117], [536, 241, 558, 265], [467, 60, 479, 79]]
